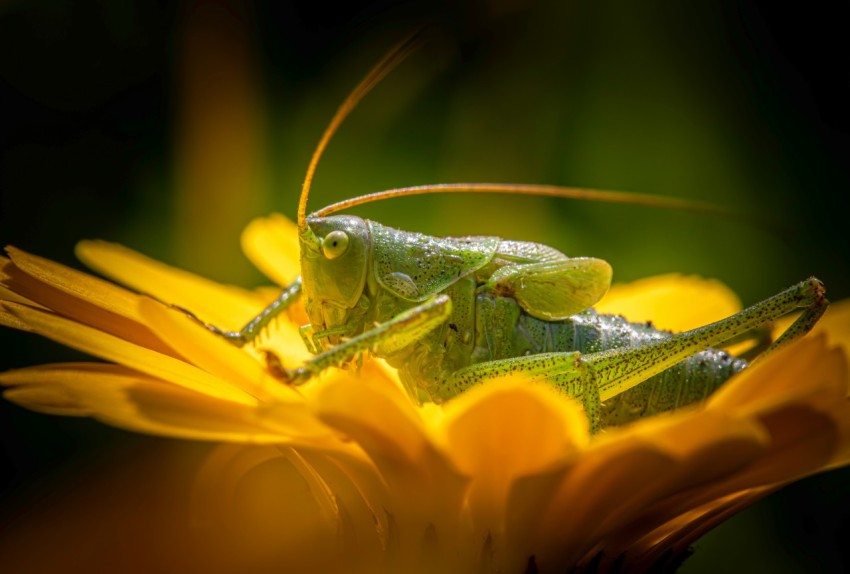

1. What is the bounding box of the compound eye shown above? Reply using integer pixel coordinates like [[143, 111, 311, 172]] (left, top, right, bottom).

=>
[[322, 230, 349, 259]]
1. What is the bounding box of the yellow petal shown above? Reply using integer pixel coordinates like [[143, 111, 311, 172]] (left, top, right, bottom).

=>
[[530, 409, 766, 567], [606, 409, 768, 493], [3, 247, 177, 355], [137, 297, 303, 403], [190, 445, 346, 571], [627, 338, 850, 542], [6, 246, 144, 322], [1, 363, 328, 443], [596, 274, 741, 332], [536, 438, 679, 567], [603, 486, 773, 571], [708, 335, 848, 414], [0, 282, 38, 307], [240, 214, 301, 287], [1, 301, 255, 405], [730, 405, 842, 487], [315, 372, 470, 568], [1, 256, 43, 307], [565, 412, 767, 562], [75, 240, 267, 330], [4, 385, 91, 416], [292, 447, 389, 564], [644, 405, 846, 531], [315, 371, 436, 468], [813, 298, 850, 363], [441, 375, 587, 485], [439, 377, 589, 571], [771, 298, 850, 362], [0, 301, 32, 333]]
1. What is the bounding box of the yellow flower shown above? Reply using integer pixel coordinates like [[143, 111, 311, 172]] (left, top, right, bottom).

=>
[[1, 214, 849, 573]]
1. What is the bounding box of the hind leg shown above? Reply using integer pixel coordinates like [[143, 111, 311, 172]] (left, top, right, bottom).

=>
[[441, 278, 827, 432]]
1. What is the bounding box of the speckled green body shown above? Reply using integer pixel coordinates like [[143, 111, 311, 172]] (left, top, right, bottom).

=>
[[391, 301, 747, 427], [298, 215, 748, 427], [367, 248, 746, 427]]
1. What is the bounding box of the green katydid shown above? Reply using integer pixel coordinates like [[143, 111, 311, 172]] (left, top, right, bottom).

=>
[[186, 33, 828, 431]]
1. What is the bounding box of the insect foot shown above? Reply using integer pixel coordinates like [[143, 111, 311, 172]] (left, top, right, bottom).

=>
[[766, 276, 828, 353], [170, 303, 249, 347]]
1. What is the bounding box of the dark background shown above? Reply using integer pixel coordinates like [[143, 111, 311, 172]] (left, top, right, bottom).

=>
[[1, 1, 848, 571]]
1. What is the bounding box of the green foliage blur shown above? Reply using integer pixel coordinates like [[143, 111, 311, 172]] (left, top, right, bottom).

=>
[[1, 1, 848, 572]]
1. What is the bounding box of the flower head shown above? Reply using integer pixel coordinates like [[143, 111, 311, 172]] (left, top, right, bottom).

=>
[[1, 214, 849, 573]]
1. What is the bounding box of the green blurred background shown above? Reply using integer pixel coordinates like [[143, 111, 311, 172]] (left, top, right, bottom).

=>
[[1, 1, 848, 571]]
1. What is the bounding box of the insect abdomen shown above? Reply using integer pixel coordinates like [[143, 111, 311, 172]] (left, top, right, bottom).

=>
[[491, 303, 747, 426]]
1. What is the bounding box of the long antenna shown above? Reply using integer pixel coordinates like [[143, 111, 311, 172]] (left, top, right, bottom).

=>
[[297, 36, 777, 236], [313, 183, 736, 218], [297, 30, 426, 231]]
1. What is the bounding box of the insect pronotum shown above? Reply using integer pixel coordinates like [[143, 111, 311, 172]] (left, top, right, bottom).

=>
[[188, 31, 828, 432]]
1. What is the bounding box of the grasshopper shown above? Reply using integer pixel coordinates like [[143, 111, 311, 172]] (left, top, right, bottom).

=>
[[189, 34, 828, 431]]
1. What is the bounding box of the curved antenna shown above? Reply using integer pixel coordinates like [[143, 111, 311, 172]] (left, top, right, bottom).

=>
[[312, 183, 736, 218], [297, 30, 426, 231]]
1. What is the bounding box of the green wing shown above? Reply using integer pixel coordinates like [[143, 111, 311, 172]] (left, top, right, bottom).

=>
[[487, 258, 613, 320]]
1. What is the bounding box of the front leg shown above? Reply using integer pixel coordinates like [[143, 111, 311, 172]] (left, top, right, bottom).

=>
[[284, 295, 453, 385], [178, 277, 303, 347]]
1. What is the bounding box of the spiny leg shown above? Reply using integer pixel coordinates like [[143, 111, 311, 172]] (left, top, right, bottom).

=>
[[284, 295, 452, 385], [591, 277, 827, 402], [769, 291, 828, 351], [177, 277, 303, 347], [722, 323, 774, 361], [299, 323, 351, 355], [440, 278, 826, 433]]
